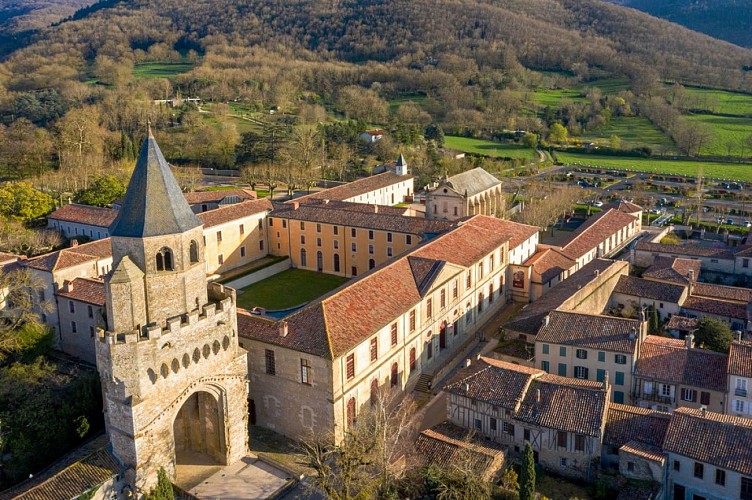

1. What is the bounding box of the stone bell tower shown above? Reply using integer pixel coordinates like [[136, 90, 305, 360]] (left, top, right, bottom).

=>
[[96, 128, 249, 496]]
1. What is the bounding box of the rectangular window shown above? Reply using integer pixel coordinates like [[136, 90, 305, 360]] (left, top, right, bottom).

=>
[[735, 400, 746, 413], [368, 244, 374, 254], [333, 240, 339, 249], [474, 418, 481, 430], [333, 226, 339, 235], [575, 435, 586, 452], [218, 254, 224, 265], [598, 351, 605, 362], [300, 221, 305, 230], [503, 422, 514, 436], [661, 384, 672, 396], [452, 280, 458, 299], [694, 462, 704, 479], [71, 321, 77, 333], [673, 460, 680, 471], [613, 391, 625, 404], [239, 224, 245, 235], [576, 349, 588, 359], [557, 431, 567, 448], [682, 388, 696, 402], [352, 243, 357, 252], [391, 323, 398, 346], [282, 220, 287, 228], [368, 230, 374, 240], [258, 219, 263, 231], [351, 228, 356, 238], [542, 344, 549, 354], [406, 235, 412, 245], [387, 247, 393, 257], [351, 266, 357, 276], [716, 469, 726, 486], [301, 359, 311, 385], [490, 417, 497, 432], [69, 301, 75, 313], [240, 246, 246, 257], [409, 310, 416, 331], [741, 477, 752, 499], [217, 231, 222, 242], [300, 235, 306, 244], [596, 369, 606, 382], [615, 354, 627, 364], [524, 429, 530, 441], [346, 354, 355, 380], [558, 363, 567, 376], [541, 361, 550, 372], [87, 305, 93, 318], [559, 346, 567, 357], [316, 223, 321, 233], [269, 218, 274, 227], [370, 337, 378, 362], [701, 391, 710, 405], [615, 371, 625, 386], [317, 238, 322, 247], [387, 232, 393, 242], [259, 240, 264, 251], [574, 366, 589, 379], [265, 349, 276, 375], [560, 458, 567, 467], [466, 271, 472, 288], [426, 298, 433, 318], [89, 326, 95, 337]]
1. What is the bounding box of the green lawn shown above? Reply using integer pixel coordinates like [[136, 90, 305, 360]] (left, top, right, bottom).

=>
[[686, 114, 752, 156], [582, 116, 675, 152], [556, 151, 752, 182], [444, 136, 535, 159], [388, 94, 427, 112], [525, 78, 631, 108], [683, 87, 752, 116], [235, 269, 349, 310], [132, 61, 194, 79]]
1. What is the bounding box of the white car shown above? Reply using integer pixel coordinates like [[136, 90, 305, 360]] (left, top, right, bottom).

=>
[[592, 201, 603, 207], [743, 221, 751, 228]]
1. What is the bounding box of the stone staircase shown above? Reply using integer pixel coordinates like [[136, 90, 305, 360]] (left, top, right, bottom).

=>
[[414, 373, 433, 395]]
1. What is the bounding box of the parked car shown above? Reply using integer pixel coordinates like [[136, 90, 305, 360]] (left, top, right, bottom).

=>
[[592, 201, 603, 207], [727, 218, 735, 225], [743, 221, 751, 228]]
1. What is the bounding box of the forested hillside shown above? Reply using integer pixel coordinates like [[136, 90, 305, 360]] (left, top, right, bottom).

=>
[[607, 0, 752, 48], [0, 0, 96, 33]]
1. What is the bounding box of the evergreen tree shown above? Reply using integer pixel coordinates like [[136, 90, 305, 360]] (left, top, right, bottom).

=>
[[519, 443, 535, 500], [650, 306, 660, 334], [145, 467, 173, 500]]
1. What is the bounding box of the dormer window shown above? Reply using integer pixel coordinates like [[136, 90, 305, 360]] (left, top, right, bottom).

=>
[[156, 247, 174, 271]]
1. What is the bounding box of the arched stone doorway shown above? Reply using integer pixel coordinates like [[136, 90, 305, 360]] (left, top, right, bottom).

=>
[[173, 390, 226, 465]]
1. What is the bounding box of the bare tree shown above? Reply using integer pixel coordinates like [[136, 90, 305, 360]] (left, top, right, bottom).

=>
[[0, 267, 52, 361]]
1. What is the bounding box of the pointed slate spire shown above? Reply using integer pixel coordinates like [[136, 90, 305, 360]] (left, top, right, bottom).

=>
[[396, 153, 407, 167], [109, 127, 202, 238]]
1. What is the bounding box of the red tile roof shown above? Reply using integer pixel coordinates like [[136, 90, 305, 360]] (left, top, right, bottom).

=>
[[295, 172, 411, 203], [604, 403, 670, 449], [197, 199, 273, 228], [642, 256, 700, 284], [613, 275, 687, 303], [663, 407, 752, 476], [603, 200, 643, 214], [26, 239, 112, 272], [525, 248, 576, 284], [665, 315, 698, 332], [562, 208, 637, 260], [536, 310, 641, 354], [55, 278, 106, 306], [681, 295, 748, 320], [620, 441, 665, 464], [692, 282, 752, 303], [47, 204, 117, 228], [516, 374, 608, 436], [412, 215, 512, 267], [728, 341, 752, 378], [184, 189, 256, 204], [444, 356, 544, 411], [635, 336, 728, 392], [635, 242, 734, 260]]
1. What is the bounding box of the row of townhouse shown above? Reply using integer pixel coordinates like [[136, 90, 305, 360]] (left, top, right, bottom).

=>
[[237, 215, 534, 442], [509, 201, 643, 303], [438, 356, 752, 499], [634, 238, 752, 278]]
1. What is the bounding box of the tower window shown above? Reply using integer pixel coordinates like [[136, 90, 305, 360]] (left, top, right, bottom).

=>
[[189, 240, 199, 264], [156, 247, 174, 271]]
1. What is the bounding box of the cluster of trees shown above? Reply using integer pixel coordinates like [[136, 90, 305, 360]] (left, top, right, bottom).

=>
[[0, 267, 103, 489], [513, 184, 586, 232]]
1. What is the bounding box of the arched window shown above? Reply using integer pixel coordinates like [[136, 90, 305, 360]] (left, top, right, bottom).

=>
[[333, 253, 340, 273], [409, 347, 416, 373], [369, 259, 375, 270], [189, 240, 199, 264], [317, 251, 323, 272], [347, 396, 357, 428], [390, 362, 399, 388], [156, 247, 174, 271], [300, 248, 307, 267], [370, 378, 379, 406]]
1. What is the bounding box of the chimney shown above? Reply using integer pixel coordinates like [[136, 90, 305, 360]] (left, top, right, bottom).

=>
[[462, 383, 470, 392], [736, 331, 743, 342], [536, 388, 541, 403], [291, 201, 299, 210], [700, 406, 707, 418], [688, 270, 695, 282], [594, 269, 600, 277], [70, 240, 79, 247], [465, 358, 472, 368], [373, 205, 379, 213], [629, 327, 636, 341], [278, 321, 289, 337], [686, 332, 695, 349], [63, 280, 73, 293], [542, 315, 550, 327], [603, 371, 609, 389], [323, 199, 330, 205]]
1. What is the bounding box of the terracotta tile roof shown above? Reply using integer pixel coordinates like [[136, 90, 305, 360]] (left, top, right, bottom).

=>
[[635, 242, 734, 260], [412, 215, 514, 267], [294, 172, 411, 203], [444, 356, 544, 410], [47, 204, 117, 228], [506, 258, 618, 336], [270, 202, 455, 236], [562, 208, 638, 260], [642, 256, 700, 284], [635, 336, 728, 392], [0, 435, 120, 500], [681, 295, 748, 320], [734, 245, 752, 258], [55, 278, 105, 306], [415, 422, 506, 480], [620, 441, 666, 464], [613, 275, 687, 303], [516, 374, 608, 436], [728, 341, 752, 377], [26, 239, 112, 272], [604, 403, 670, 448], [665, 315, 698, 332], [536, 310, 641, 354], [197, 199, 273, 228], [488, 219, 539, 251], [294, 198, 408, 216], [692, 282, 752, 303], [237, 308, 332, 357], [526, 248, 576, 284], [663, 407, 752, 476], [184, 189, 256, 204], [603, 200, 643, 214]]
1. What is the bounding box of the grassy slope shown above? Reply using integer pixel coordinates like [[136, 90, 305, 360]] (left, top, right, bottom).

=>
[[683, 87, 752, 116], [132, 61, 195, 79], [686, 114, 752, 156], [235, 269, 349, 310], [582, 116, 675, 152], [444, 136, 535, 159]]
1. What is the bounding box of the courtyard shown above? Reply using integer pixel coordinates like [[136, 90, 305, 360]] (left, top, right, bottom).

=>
[[235, 268, 350, 311]]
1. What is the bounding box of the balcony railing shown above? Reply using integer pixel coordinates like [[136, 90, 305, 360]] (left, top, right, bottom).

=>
[[634, 392, 674, 404], [736, 388, 748, 397]]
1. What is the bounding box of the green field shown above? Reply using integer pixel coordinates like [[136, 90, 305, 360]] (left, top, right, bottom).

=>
[[444, 136, 535, 159], [235, 269, 349, 310], [683, 87, 752, 116], [686, 114, 752, 156], [525, 78, 631, 108], [133, 61, 194, 79], [583, 116, 675, 152], [388, 94, 427, 112], [556, 151, 752, 181]]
